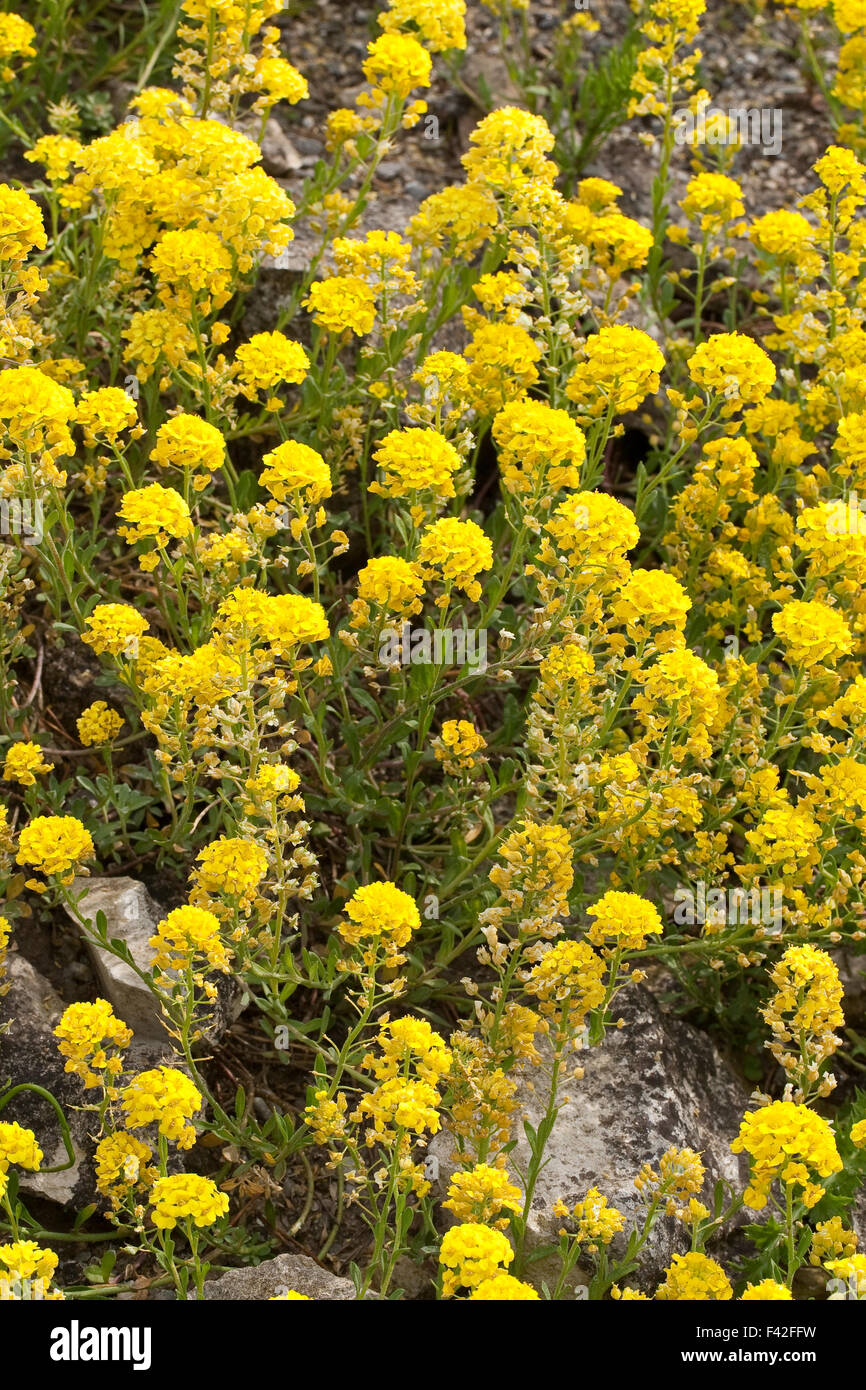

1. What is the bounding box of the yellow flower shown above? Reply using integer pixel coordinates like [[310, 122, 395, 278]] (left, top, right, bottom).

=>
[[234, 333, 309, 397], [0, 1121, 42, 1202], [772, 600, 853, 670], [543, 491, 640, 584], [150, 414, 225, 484], [561, 1186, 625, 1250], [538, 643, 594, 698], [377, 0, 467, 52], [243, 762, 301, 812], [629, 0, 705, 122], [371, 428, 460, 503], [76, 702, 124, 747], [24, 134, 83, 184], [740, 1280, 793, 1301], [633, 648, 723, 758], [124, 309, 196, 383], [0, 184, 46, 263], [443, 1165, 522, 1228], [117, 483, 193, 553], [610, 569, 691, 639], [761, 946, 843, 1100], [439, 1222, 514, 1297], [824, 1253, 866, 1297], [0, 365, 76, 458], [215, 588, 330, 653], [492, 398, 586, 498], [340, 881, 421, 953], [435, 719, 486, 770], [2, 741, 54, 786], [745, 802, 822, 880], [567, 325, 664, 417], [353, 555, 425, 622], [150, 227, 233, 310], [813, 143, 866, 197], [686, 332, 776, 412], [304, 1089, 348, 1146], [0, 13, 36, 81], [82, 603, 150, 659], [469, 1274, 539, 1299], [253, 56, 308, 105], [354, 1076, 442, 1139], [362, 32, 432, 98], [417, 517, 492, 597], [655, 1252, 732, 1300], [194, 837, 268, 902], [810, 1216, 858, 1266], [680, 171, 745, 228], [304, 275, 377, 336], [407, 184, 498, 257], [524, 939, 607, 1029], [465, 321, 541, 416], [54, 999, 132, 1091], [487, 819, 574, 938], [461, 107, 557, 189], [149, 1173, 228, 1229], [586, 890, 663, 950], [149, 904, 232, 976], [750, 209, 814, 260], [121, 1067, 203, 1150], [731, 1101, 842, 1210], [260, 440, 331, 504], [94, 1132, 156, 1209], [75, 387, 137, 446], [0, 1238, 58, 1287], [17, 815, 94, 879], [834, 0, 866, 31]]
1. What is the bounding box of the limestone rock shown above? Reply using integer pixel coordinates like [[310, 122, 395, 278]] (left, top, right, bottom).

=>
[[431, 984, 752, 1292], [64, 877, 166, 1044], [64, 877, 241, 1048], [0, 952, 179, 1207], [260, 116, 303, 177], [201, 1252, 359, 1301], [0, 953, 91, 1205]]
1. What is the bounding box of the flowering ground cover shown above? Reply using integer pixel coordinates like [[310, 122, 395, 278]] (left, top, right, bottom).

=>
[[0, 0, 866, 1312]]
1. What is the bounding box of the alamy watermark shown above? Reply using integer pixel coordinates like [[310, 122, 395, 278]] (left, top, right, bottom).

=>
[[1, 1274, 51, 1300], [827, 1272, 866, 1299], [0, 497, 43, 544], [378, 623, 488, 674], [672, 881, 783, 933], [49, 1321, 152, 1370], [675, 100, 783, 157], [824, 492, 866, 536]]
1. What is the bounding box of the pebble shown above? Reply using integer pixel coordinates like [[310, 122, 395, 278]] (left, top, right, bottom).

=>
[[294, 136, 324, 157]]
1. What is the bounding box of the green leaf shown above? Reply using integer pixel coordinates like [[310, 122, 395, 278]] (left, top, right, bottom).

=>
[[234, 469, 260, 510]]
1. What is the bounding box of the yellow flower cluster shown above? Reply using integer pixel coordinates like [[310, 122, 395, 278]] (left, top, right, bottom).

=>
[[121, 1067, 203, 1150], [54, 1000, 132, 1093], [731, 1101, 843, 1209], [0, 1121, 42, 1200]]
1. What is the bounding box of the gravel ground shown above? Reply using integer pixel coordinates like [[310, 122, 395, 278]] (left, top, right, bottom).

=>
[[271, 0, 838, 227]]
